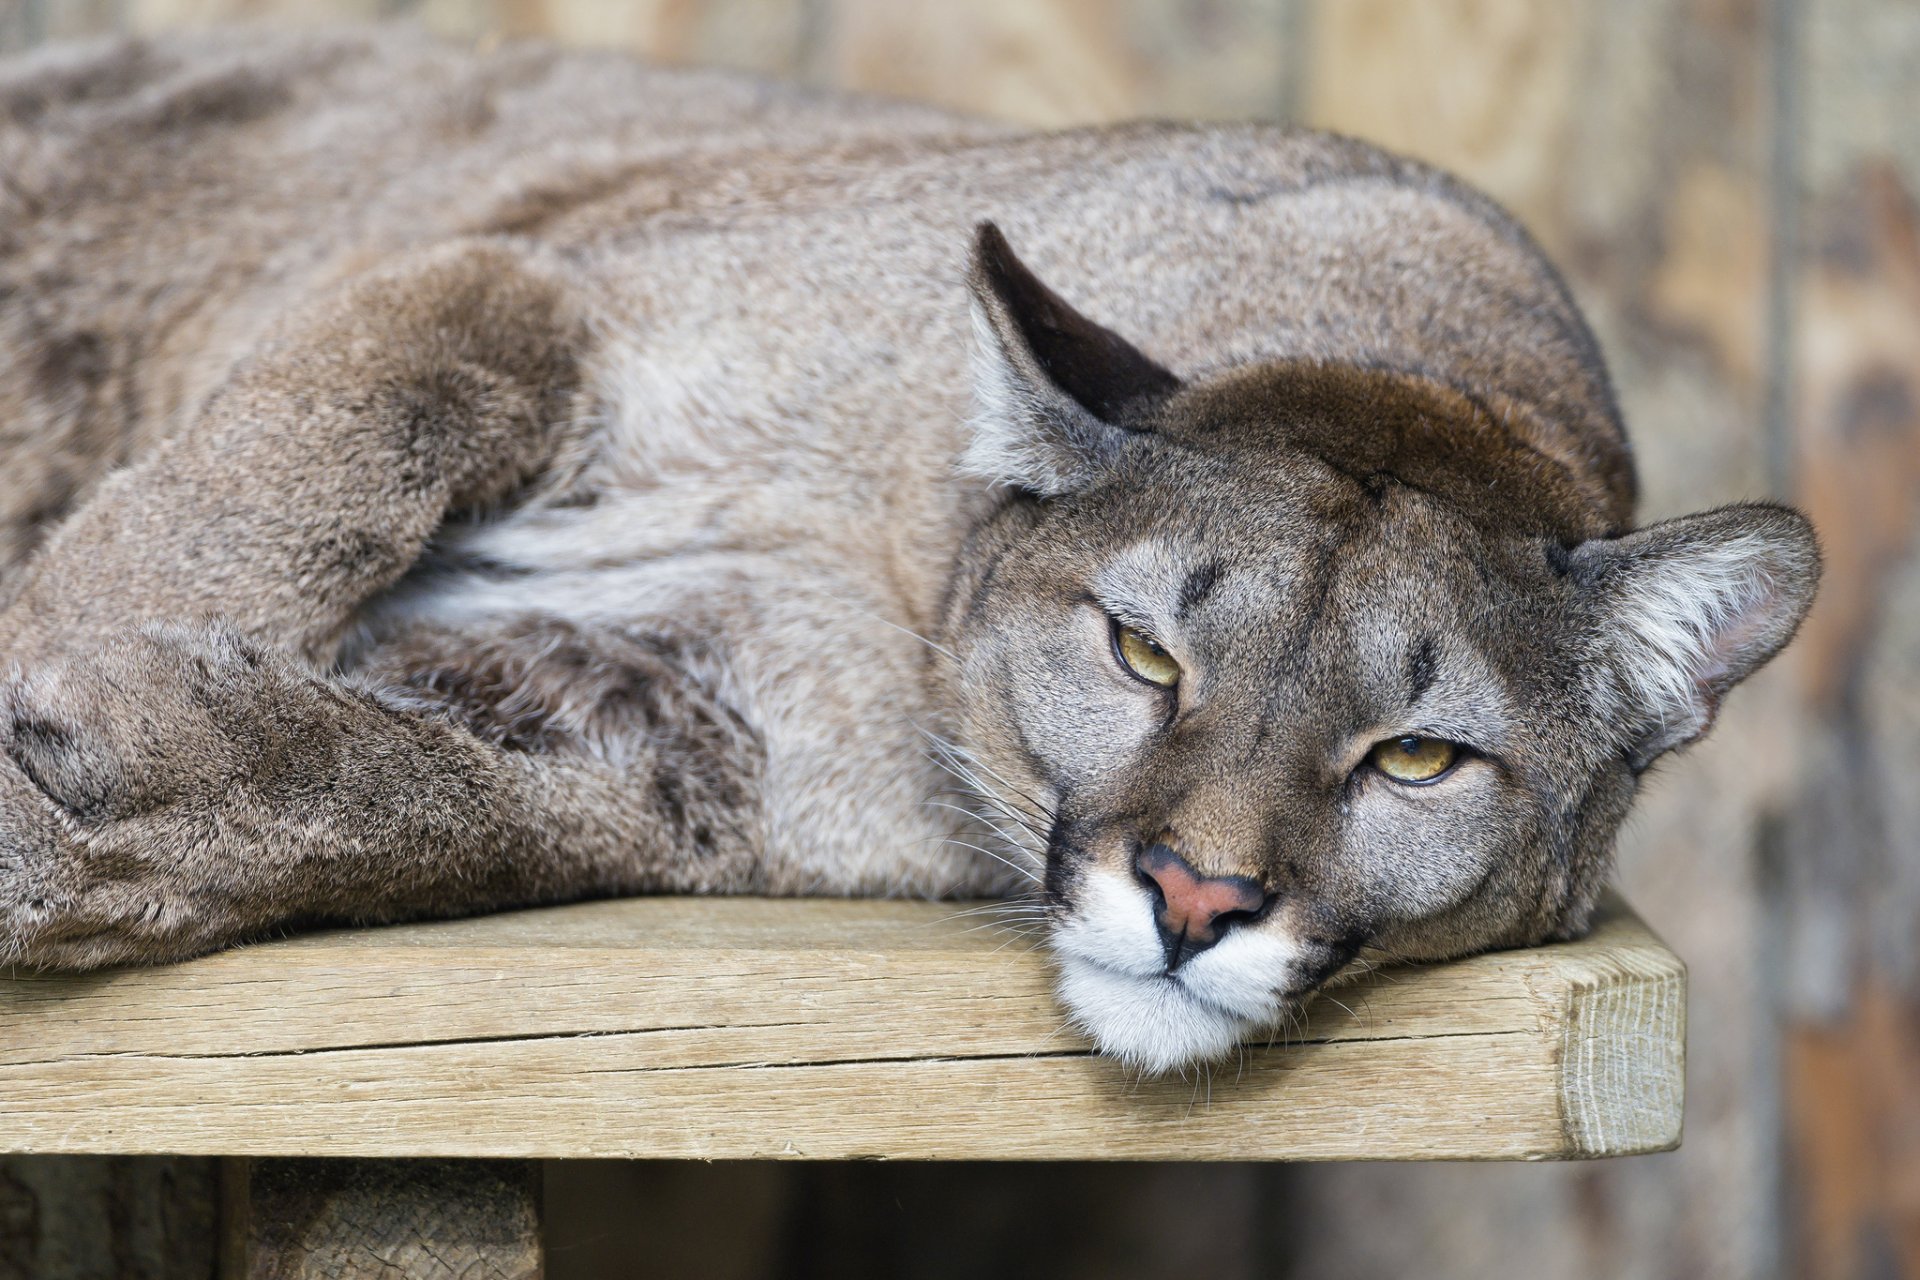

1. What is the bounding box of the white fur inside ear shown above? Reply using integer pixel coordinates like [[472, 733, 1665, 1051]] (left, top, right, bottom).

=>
[[959, 299, 1075, 496], [1607, 527, 1810, 757]]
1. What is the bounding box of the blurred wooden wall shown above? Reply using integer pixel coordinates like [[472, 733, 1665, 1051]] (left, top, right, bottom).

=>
[[1, 1, 1914, 1278]]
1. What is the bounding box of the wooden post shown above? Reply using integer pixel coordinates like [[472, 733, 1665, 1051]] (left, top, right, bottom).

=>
[[218, 1159, 542, 1280]]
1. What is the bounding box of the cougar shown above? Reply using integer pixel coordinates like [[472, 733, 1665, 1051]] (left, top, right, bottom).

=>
[[0, 29, 1819, 1070]]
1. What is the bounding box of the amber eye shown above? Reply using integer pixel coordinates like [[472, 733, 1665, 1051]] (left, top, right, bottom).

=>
[[1368, 736, 1461, 784], [1111, 622, 1181, 688]]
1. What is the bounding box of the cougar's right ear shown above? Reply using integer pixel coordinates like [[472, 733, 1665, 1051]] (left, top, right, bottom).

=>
[[1572, 502, 1821, 769], [963, 222, 1181, 496]]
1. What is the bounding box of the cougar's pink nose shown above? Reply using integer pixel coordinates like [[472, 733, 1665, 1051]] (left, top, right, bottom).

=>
[[1134, 843, 1270, 967]]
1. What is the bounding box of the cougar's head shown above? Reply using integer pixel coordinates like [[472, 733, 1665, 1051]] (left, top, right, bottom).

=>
[[941, 224, 1820, 1072]]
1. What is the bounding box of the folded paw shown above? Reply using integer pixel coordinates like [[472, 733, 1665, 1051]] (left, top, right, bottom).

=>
[[2, 622, 270, 824], [0, 747, 223, 968], [0, 624, 299, 967]]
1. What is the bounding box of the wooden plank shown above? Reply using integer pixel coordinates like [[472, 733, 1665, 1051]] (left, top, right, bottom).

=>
[[221, 1157, 542, 1280], [0, 895, 1681, 1162], [1302, 0, 1584, 248]]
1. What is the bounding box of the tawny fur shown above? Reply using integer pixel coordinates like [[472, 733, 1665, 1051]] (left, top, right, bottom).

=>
[[0, 30, 1818, 1069]]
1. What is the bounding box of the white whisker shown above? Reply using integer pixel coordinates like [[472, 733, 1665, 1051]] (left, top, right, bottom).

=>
[[942, 838, 1042, 885], [820, 591, 959, 663], [922, 800, 1044, 852]]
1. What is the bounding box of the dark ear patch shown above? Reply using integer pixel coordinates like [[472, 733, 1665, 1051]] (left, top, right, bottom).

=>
[[963, 223, 1181, 496], [971, 223, 1180, 422]]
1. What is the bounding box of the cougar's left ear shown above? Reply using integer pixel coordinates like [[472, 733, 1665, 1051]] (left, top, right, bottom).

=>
[[963, 222, 1181, 496], [1572, 502, 1821, 769]]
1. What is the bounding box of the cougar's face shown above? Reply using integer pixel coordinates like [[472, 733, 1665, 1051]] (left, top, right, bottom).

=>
[[950, 451, 1628, 1072], [943, 224, 1818, 1071]]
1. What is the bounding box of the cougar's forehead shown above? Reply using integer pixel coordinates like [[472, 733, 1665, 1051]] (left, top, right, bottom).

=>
[[1082, 470, 1534, 733], [1091, 465, 1496, 635]]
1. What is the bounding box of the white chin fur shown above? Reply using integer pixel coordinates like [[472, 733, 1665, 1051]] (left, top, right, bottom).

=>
[[1049, 869, 1302, 1074], [1056, 955, 1255, 1073]]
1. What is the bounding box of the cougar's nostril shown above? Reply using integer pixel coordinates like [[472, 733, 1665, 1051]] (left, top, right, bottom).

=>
[[1133, 842, 1271, 969]]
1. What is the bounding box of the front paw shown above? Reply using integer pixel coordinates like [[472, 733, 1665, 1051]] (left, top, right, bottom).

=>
[[0, 752, 214, 968], [0, 625, 281, 967], [3, 622, 264, 824]]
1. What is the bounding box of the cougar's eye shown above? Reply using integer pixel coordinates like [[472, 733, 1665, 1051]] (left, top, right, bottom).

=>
[[1111, 620, 1181, 688], [1368, 736, 1461, 784]]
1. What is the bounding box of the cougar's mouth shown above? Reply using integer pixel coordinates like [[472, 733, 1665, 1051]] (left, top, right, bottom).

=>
[[1046, 868, 1309, 1073]]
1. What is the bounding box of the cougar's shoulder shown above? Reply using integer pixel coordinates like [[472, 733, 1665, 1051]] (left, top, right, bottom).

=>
[[0, 27, 999, 575]]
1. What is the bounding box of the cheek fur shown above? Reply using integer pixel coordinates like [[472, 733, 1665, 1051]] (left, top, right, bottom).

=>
[[982, 619, 1157, 788], [1343, 771, 1509, 915]]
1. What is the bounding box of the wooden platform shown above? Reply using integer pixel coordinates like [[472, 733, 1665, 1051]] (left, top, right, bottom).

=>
[[0, 894, 1684, 1162]]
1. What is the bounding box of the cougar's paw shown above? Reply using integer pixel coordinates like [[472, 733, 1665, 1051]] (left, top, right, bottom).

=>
[[0, 624, 286, 968], [2, 623, 264, 824], [0, 744, 219, 969]]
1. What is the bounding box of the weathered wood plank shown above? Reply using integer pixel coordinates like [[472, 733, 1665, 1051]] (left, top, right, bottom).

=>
[[221, 1158, 541, 1280], [0, 895, 1680, 1162]]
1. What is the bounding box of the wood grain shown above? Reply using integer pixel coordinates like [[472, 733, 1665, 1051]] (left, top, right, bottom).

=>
[[222, 1158, 542, 1280], [1781, 0, 1920, 1272], [0, 895, 1681, 1162]]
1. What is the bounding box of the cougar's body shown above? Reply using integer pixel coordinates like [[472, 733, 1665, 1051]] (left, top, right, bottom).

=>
[[0, 31, 1814, 1070]]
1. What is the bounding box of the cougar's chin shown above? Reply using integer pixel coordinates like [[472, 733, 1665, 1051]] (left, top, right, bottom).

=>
[[1046, 869, 1303, 1074], [1054, 955, 1257, 1073]]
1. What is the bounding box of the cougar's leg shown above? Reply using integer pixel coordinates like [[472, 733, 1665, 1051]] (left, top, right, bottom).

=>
[[0, 239, 591, 669], [0, 284, 137, 594], [0, 618, 764, 967], [0, 241, 763, 967]]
